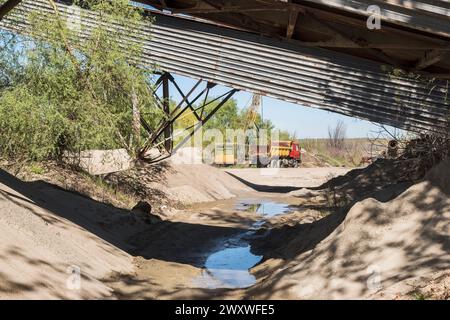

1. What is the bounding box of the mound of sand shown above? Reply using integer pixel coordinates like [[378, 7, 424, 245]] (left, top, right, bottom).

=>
[[0, 169, 137, 299], [106, 160, 250, 207], [0, 160, 250, 299], [289, 158, 426, 207], [250, 158, 450, 299], [12, 158, 251, 214]]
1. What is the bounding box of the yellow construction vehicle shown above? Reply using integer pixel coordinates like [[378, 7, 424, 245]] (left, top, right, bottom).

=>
[[213, 94, 261, 167], [214, 143, 236, 166]]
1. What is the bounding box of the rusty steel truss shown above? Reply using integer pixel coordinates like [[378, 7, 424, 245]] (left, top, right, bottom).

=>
[[139, 72, 238, 162], [0, 0, 22, 20]]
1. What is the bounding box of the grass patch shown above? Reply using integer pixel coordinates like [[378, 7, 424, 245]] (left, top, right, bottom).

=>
[[79, 171, 137, 208], [411, 291, 429, 300], [298, 138, 387, 167], [29, 163, 45, 175]]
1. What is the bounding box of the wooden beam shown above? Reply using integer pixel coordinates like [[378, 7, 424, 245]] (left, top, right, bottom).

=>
[[286, 8, 299, 39], [292, 0, 450, 39], [159, 0, 167, 9], [201, 0, 222, 10], [173, 5, 286, 14], [414, 50, 446, 70], [307, 12, 403, 66], [0, 0, 22, 20], [197, 12, 284, 37]]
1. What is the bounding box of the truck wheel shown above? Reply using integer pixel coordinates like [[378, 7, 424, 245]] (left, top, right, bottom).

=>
[[270, 159, 276, 168]]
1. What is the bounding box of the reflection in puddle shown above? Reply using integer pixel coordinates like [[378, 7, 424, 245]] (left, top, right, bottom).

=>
[[193, 200, 292, 289], [237, 200, 291, 217], [193, 246, 262, 289]]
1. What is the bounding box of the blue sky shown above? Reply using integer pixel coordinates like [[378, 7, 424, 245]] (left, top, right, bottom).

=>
[[166, 74, 390, 139]]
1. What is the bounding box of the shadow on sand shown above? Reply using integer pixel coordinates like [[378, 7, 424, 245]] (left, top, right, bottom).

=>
[[0, 169, 249, 267], [225, 172, 300, 193]]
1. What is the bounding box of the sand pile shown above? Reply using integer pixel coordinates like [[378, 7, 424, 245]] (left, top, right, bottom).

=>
[[106, 160, 250, 206], [290, 158, 423, 206], [0, 169, 136, 299], [250, 158, 450, 299], [11, 158, 251, 213]]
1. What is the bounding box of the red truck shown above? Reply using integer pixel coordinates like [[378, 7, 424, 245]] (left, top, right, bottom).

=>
[[250, 140, 302, 168]]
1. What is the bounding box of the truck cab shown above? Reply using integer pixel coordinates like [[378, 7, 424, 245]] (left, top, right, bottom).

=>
[[290, 142, 301, 161], [269, 140, 302, 168]]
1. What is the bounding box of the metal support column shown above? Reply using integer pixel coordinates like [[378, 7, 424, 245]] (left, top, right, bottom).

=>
[[162, 73, 173, 153]]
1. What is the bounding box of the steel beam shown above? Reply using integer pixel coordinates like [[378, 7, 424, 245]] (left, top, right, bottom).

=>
[[140, 73, 238, 163], [0, 0, 22, 20], [162, 73, 173, 153]]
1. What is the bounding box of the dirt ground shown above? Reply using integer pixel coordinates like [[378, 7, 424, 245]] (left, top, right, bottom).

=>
[[246, 158, 450, 300], [104, 166, 358, 299], [226, 167, 352, 190], [0, 162, 342, 299], [0, 158, 448, 300]]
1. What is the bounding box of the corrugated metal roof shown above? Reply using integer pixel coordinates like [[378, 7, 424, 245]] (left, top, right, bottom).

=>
[[139, 0, 450, 77], [1, 0, 449, 134]]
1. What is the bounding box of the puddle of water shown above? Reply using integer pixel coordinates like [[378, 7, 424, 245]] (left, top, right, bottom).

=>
[[236, 200, 291, 217], [193, 246, 262, 289], [193, 200, 291, 289]]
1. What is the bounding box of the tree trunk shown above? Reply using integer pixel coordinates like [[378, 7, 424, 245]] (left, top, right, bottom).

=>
[[131, 87, 140, 150]]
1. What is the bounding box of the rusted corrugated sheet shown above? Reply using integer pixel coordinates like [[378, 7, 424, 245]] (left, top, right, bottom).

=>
[[1, 0, 449, 134]]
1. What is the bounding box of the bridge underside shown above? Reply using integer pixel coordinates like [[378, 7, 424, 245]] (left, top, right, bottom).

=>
[[140, 0, 450, 78], [0, 0, 449, 135]]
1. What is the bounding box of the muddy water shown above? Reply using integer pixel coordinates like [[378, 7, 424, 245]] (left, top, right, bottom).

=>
[[193, 200, 292, 289]]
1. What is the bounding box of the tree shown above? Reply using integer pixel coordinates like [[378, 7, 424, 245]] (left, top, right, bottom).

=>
[[0, 0, 161, 161], [327, 120, 347, 150], [204, 98, 240, 132], [278, 130, 294, 141]]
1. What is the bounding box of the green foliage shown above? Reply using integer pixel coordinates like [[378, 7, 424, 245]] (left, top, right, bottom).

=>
[[204, 98, 241, 131], [203, 98, 274, 136], [278, 129, 296, 141], [0, 86, 65, 159], [172, 96, 274, 148], [0, 0, 160, 162], [29, 163, 45, 175], [411, 291, 429, 300]]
